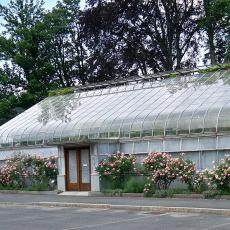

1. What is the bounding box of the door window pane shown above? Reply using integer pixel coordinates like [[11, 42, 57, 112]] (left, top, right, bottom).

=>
[[68, 150, 77, 183], [81, 149, 90, 183]]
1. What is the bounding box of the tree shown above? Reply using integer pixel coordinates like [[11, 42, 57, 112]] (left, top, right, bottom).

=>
[[224, 0, 230, 62], [0, 0, 57, 103], [200, 0, 230, 64], [42, 0, 88, 86], [83, 0, 201, 78]]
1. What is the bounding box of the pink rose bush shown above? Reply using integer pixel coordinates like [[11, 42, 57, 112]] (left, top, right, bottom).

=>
[[142, 152, 196, 192], [142, 152, 177, 190], [0, 154, 58, 188], [96, 151, 230, 194], [205, 156, 230, 192], [96, 153, 136, 189], [187, 171, 206, 192]]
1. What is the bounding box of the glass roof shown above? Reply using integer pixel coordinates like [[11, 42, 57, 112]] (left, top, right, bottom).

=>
[[1, 69, 230, 147]]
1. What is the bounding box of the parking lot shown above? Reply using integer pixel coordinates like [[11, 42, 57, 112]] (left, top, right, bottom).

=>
[[0, 204, 230, 230]]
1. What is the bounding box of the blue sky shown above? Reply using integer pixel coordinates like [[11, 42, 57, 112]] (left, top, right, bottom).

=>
[[0, 0, 58, 10], [0, 0, 85, 10], [0, 0, 85, 31]]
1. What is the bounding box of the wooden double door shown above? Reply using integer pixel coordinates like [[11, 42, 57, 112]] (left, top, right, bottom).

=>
[[65, 148, 91, 191]]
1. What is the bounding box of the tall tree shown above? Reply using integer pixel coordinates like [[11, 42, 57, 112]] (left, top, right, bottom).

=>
[[201, 0, 230, 64], [224, 0, 230, 62], [41, 0, 88, 86], [0, 0, 56, 103], [83, 0, 201, 79]]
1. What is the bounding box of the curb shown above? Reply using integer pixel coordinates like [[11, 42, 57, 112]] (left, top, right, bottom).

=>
[[28, 202, 230, 216], [0, 190, 57, 195], [91, 192, 230, 200]]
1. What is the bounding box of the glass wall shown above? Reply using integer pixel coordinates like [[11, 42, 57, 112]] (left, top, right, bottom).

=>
[[1, 70, 230, 147], [96, 138, 230, 169]]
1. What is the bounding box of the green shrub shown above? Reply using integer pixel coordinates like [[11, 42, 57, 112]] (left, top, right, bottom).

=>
[[142, 152, 177, 190], [154, 189, 174, 198], [170, 188, 191, 194], [198, 63, 230, 74], [143, 183, 156, 197], [24, 183, 49, 191], [187, 172, 208, 193], [96, 153, 136, 189], [142, 152, 197, 190], [205, 156, 230, 192], [123, 177, 146, 193], [203, 190, 222, 199], [0, 154, 58, 189], [48, 87, 75, 97], [0, 184, 19, 190], [103, 189, 123, 196]]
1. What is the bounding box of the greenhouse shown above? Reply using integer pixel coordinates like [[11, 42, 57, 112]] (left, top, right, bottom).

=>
[[1, 67, 230, 192]]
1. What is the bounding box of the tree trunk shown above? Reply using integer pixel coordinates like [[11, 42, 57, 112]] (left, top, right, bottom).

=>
[[208, 28, 216, 65]]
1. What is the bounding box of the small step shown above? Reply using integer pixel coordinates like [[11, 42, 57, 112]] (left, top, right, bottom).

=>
[[59, 191, 90, 196]]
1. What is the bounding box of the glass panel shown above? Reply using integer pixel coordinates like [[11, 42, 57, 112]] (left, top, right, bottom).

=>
[[0, 70, 230, 147], [164, 139, 180, 152], [199, 137, 216, 150], [97, 143, 118, 154], [134, 142, 148, 153], [81, 149, 90, 183], [120, 143, 133, 153], [97, 143, 109, 155], [181, 138, 198, 151], [218, 150, 230, 161], [183, 152, 200, 170], [190, 110, 205, 134], [203, 107, 219, 133], [149, 140, 163, 152], [68, 150, 77, 183], [217, 136, 230, 149], [177, 116, 191, 134], [109, 143, 118, 154], [153, 114, 167, 136], [200, 151, 218, 170], [217, 103, 230, 133], [135, 153, 147, 163]]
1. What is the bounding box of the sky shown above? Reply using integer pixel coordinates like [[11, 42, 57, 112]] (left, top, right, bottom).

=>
[[0, 0, 85, 32], [0, 0, 85, 10], [0, 0, 58, 10]]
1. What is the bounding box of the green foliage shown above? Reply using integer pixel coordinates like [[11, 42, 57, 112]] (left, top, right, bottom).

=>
[[0, 97, 17, 125], [123, 177, 146, 193], [203, 190, 222, 199], [188, 173, 208, 193], [0, 0, 229, 127], [226, 35, 230, 62], [200, 0, 230, 64], [143, 183, 156, 197], [23, 183, 49, 191], [154, 189, 174, 198], [103, 189, 123, 196], [142, 152, 196, 190], [205, 156, 230, 192], [48, 87, 75, 97], [0, 154, 58, 189], [96, 153, 136, 189], [0, 184, 18, 190], [198, 63, 230, 74], [170, 188, 191, 194]]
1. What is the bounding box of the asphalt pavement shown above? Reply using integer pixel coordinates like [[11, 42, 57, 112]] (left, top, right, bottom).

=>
[[1, 204, 230, 230], [0, 193, 230, 210]]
